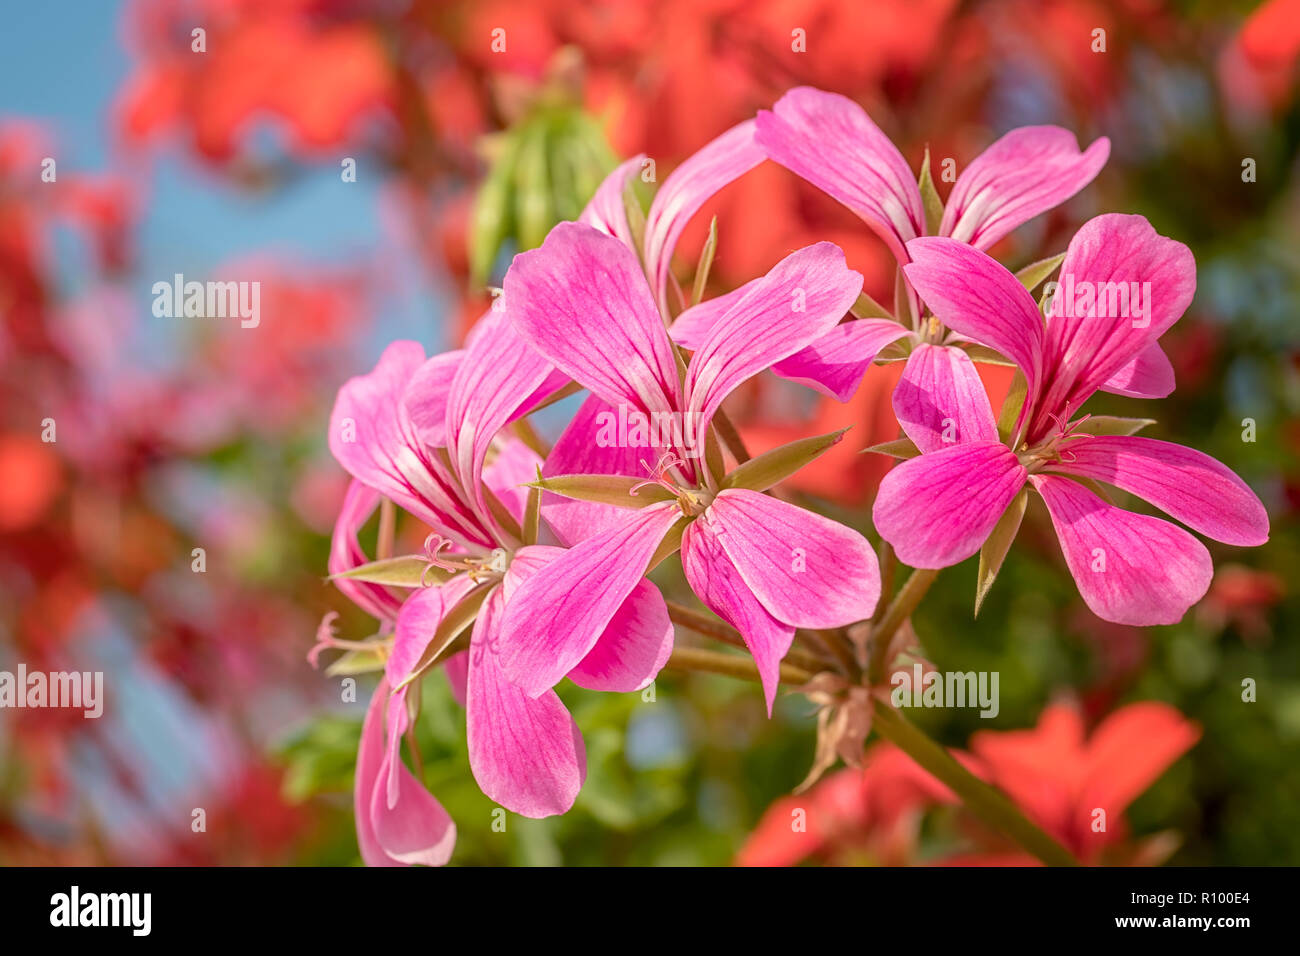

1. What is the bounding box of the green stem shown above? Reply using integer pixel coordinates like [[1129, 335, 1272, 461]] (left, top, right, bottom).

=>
[[868, 567, 939, 682], [871, 702, 1080, 867], [665, 646, 813, 686]]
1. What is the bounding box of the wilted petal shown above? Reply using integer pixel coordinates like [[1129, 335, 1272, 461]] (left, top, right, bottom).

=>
[[685, 242, 862, 436], [904, 238, 1045, 400], [506, 222, 682, 418], [893, 343, 997, 453], [1098, 342, 1175, 399], [1038, 214, 1195, 428], [681, 518, 795, 715], [1029, 474, 1213, 626], [644, 120, 765, 311], [465, 588, 585, 817], [940, 126, 1110, 250], [702, 488, 880, 628], [497, 502, 682, 697], [756, 86, 923, 263], [1046, 436, 1269, 546], [874, 441, 1027, 568], [772, 318, 910, 402]]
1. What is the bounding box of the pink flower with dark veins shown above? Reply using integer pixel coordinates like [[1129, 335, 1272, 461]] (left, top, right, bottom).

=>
[[327, 310, 675, 853], [872, 213, 1269, 626], [499, 221, 880, 712], [674, 87, 1112, 434]]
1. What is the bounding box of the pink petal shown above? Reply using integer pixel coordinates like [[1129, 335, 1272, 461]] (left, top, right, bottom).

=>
[[1046, 436, 1269, 546], [466, 588, 585, 817], [940, 126, 1110, 251], [444, 651, 468, 708], [541, 394, 668, 546], [443, 310, 556, 535], [404, 349, 465, 449], [703, 488, 880, 628], [496, 502, 682, 697], [681, 517, 795, 715], [579, 155, 644, 251], [482, 435, 543, 527], [507, 545, 673, 693], [643, 120, 765, 313], [1037, 214, 1195, 432], [772, 318, 911, 402], [505, 222, 682, 419], [874, 441, 1027, 568], [329, 480, 402, 622], [684, 241, 862, 436], [893, 343, 997, 453], [904, 238, 1046, 403], [1098, 342, 1175, 399], [1030, 474, 1213, 626], [356, 681, 456, 867], [329, 341, 490, 549], [669, 279, 759, 351], [388, 576, 480, 686], [756, 86, 923, 263]]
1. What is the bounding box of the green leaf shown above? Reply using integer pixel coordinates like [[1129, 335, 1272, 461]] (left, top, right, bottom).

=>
[[468, 133, 519, 287], [861, 436, 921, 459], [394, 583, 493, 692], [1067, 415, 1157, 437], [975, 487, 1028, 616], [523, 483, 541, 546], [647, 517, 688, 572], [330, 555, 445, 588], [918, 147, 945, 236], [513, 119, 552, 252], [850, 290, 895, 320], [529, 473, 675, 508], [691, 216, 718, 306], [622, 175, 647, 256], [894, 266, 915, 328], [1014, 252, 1065, 292], [723, 428, 848, 492], [997, 368, 1028, 443], [325, 646, 387, 677]]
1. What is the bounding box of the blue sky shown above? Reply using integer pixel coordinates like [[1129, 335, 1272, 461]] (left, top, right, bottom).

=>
[[0, 1, 447, 363]]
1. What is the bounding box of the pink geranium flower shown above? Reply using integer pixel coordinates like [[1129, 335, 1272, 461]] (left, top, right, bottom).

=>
[[327, 311, 673, 831], [498, 221, 880, 712], [677, 86, 1112, 442], [872, 213, 1269, 625], [320, 480, 455, 867]]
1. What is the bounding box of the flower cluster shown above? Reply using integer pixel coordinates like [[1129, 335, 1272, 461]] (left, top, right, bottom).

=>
[[318, 86, 1268, 865]]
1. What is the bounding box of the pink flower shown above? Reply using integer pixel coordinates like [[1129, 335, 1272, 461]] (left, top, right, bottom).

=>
[[674, 86, 1110, 424], [328, 312, 673, 832], [499, 221, 880, 712], [872, 214, 1269, 625], [322, 480, 455, 867]]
